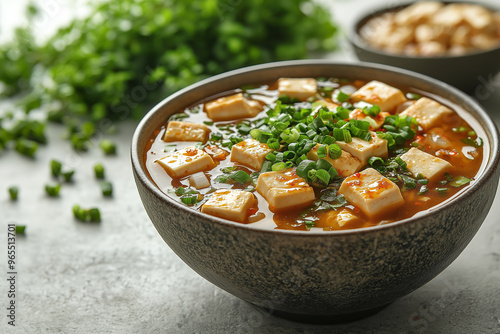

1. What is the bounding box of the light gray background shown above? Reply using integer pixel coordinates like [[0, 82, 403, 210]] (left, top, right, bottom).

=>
[[1, 0, 499, 333]]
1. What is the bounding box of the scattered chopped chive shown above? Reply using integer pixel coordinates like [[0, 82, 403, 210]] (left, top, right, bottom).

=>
[[100, 181, 113, 197], [453, 126, 468, 133], [315, 169, 331, 184], [62, 169, 75, 182], [436, 187, 449, 193], [15, 225, 26, 234], [210, 133, 223, 141], [328, 167, 338, 179], [417, 178, 428, 185], [316, 159, 332, 171], [335, 90, 350, 103], [304, 220, 315, 230], [181, 195, 197, 205], [50, 159, 62, 177], [283, 151, 296, 160], [164, 144, 176, 152], [8, 186, 19, 201], [368, 156, 384, 167], [296, 160, 316, 179], [406, 93, 421, 100], [450, 176, 471, 187], [203, 121, 214, 126], [317, 144, 327, 158], [45, 183, 61, 197], [272, 162, 287, 171], [175, 186, 186, 196], [230, 170, 252, 184], [468, 131, 476, 137], [94, 163, 105, 179], [267, 138, 280, 150], [328, 144, 342, 159], [461, 137, 483, 148], [400, 175, 416, 189], [265, 152, 277, 162], [395, 157, 407, 170], [261, 160, 272, 173], [100, 139, 117, 155], [88, 208, 101, 222], [15, 139, 38, 158], [418, 185, 428, 195], [307, 169, 317, 181]]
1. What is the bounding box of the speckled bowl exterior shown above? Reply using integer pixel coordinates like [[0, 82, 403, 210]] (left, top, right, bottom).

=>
[[132, 61, 500, 322], [348, 2, 500, 93]]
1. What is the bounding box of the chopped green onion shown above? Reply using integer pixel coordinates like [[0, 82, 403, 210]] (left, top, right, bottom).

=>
[[50, 160, 62, 177], [8, 186, 19, 201], [164, 144, 176, 152], [450, 176, 471, 187], [321, 135, 335, 145], [307, 169, 317, 180], [304, 220, 315, 230], [181, 195, 198, 205], [315, 169, 331, 184], [15, 139, 38, 158], [436, 187, 449, 193], [272, 162, 287, 171], [400, 175, 416, 189], [73, 204, 101, 222], [175, 186, 186, 196], [368, 156, 384, 167], [296, 160, 316, 179], [100, 139, 117, 155], [261, 160, 272, 173], [395, 157, 407, 170], [317, 144, 327, 158], [265, 152, 276, 162], [283, 151, 296, 160], [418, 185, 428, 195], [45, 183, 61, 197], [316, 159, 332, 171], [406, 93, 421, 100], [100, 181, 113, 197], [461, 137, 483, 148], [335, 90, 350, 103], [94, 163, 105, 179], [15, 225, 26, 234], [328, 144, 342, 159], [328, 167, 338, 179], [62, 169, 75, 182], [267, 138, 280, 150], [230, 170, 252, 184]]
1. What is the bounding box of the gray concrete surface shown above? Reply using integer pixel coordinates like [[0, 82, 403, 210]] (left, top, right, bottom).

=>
[[1, 0, 500, 333]]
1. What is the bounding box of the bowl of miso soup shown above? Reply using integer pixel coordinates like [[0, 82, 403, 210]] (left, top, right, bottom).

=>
[[132, 60, 500, 322]]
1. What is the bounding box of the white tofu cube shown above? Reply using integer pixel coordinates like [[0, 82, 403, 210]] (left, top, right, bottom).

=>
[[323, 209, 363, 228], [230, 139, 274, 171], [205, 93, 262, 121], [157, 146, 215, 178], [399, 97, 453, 130], [189, 172, 211, 190], [400, 147, 452, 181], [339, 168, 404, 217], [336, 132, 388, 165], [256, 169, 315, 212], [307, 144, 362, 178], [201, 189, 255, 223], [351, 81, 406, 113], [278, 78, 317, 100], [163, 121, 210, 143], [349, 109, 391, 130]]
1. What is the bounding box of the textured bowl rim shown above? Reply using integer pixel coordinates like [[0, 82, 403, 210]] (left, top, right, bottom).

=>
[[348, 0, 500, 60], [131, 59, 500, 236]]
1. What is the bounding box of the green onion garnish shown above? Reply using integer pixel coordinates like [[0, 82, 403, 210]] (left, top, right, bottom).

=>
[[8, 186, 19, 201], [328, 144, 342, 159], [406, 93, 421, 100], [94, 163, 105, 179], [15, 225, 26, 234], [100, 139, 117, 155], [100, 181, 113, 197], [315, 169, 331, 184], [45, 183, 61, 197], [450, 176, 471, 187], [230, 170, 252, 184], [50, 159, 62, 177], [296, 160, 316, 179]]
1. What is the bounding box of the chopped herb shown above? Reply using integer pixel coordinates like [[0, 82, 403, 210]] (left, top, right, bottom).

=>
[[461, 137, 483, 148], [436, 187, 449, 193], [94, 163, 105, 179], [100, 139, 117, 155], [50, 160, 62, 177], [450, 176, 471, 187], [73, 204, 101, 222], [406, 93, 421, 100], [8, 186, 19, 201], [45, 183, 61, 197], [100, 181, 113, 197], [304, 220, 315, 230], [62, 169, 75, 182], [15, 225, 26, 234], [230, 170, 252, 184], [15, 139, 38, 158], [418, 185, 428, 195]]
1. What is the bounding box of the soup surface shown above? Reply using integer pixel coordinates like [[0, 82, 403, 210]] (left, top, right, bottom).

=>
[[145, 77, 484, 231]]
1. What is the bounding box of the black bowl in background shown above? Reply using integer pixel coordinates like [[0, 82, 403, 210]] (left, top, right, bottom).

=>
[[348, 2, 500, 93]]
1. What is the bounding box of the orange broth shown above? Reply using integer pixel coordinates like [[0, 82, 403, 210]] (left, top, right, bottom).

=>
[[144, 78, 484, 231]]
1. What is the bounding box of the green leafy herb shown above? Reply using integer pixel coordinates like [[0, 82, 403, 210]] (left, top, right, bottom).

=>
[[100, 139, 117, 155], [100, 181, 113, 197], [73, 204, 101, 222], [15, 225, 26, 234], [45, 183, 61, 197], [94, 163, 105, 179], [8, 186, 19, 201]]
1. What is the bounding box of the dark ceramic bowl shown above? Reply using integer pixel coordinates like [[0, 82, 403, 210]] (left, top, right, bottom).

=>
[[348, 2, 500, 93], [132, 60, 500, 323]]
